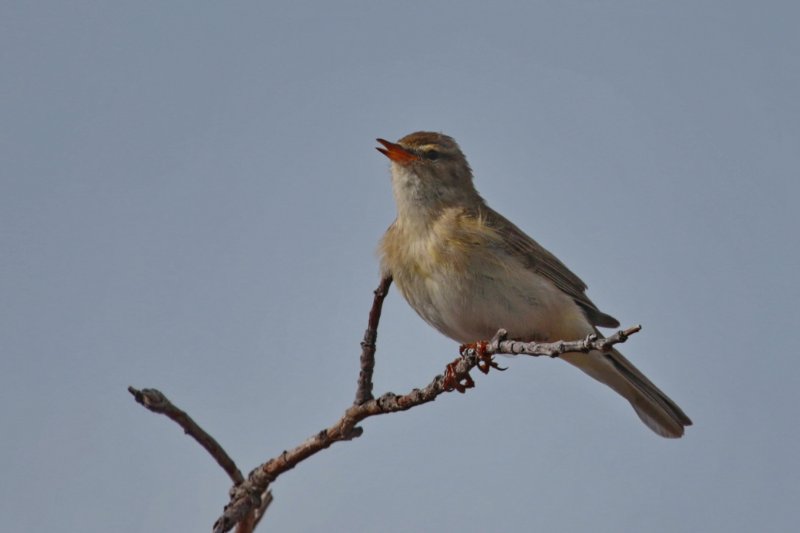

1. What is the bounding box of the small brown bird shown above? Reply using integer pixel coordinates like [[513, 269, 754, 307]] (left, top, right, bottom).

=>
[[377, 131, 692, 438]]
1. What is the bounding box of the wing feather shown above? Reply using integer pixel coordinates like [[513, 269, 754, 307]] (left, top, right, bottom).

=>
[[482, 207, 620, 328]]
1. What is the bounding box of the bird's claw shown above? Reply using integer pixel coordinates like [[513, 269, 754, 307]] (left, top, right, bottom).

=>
[[443, 359, 475, 393], [460, 340, 507, 374]]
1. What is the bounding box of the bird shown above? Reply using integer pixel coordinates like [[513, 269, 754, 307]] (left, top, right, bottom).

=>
[[376, 131, 692, 438]]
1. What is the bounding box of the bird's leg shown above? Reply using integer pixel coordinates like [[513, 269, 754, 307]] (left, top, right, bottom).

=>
[[443, 359, 475, 393], [460, 340, 507, 375]]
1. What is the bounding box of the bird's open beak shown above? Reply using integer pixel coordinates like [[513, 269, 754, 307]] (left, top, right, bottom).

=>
[[376, 138, 419, 164]]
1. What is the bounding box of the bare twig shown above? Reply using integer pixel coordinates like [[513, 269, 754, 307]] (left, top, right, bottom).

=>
[[127, 387, 243, 484], [354, 276, 392, 405], [211, 325, 641, 532], [128, 387, 264, 532], [471, 325, 642, 358]]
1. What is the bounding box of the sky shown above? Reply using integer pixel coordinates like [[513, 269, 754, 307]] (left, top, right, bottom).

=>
[[2, 1, 798, 532]]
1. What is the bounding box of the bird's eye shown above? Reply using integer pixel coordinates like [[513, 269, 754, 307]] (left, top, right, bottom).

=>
[[425, 150, 440, 160]]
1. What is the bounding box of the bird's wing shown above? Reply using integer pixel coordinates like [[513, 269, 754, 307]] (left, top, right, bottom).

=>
[[484, 207, 620, 328]]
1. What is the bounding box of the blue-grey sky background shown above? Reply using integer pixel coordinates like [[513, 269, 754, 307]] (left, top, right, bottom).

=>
[[2, 2, 798, 532]]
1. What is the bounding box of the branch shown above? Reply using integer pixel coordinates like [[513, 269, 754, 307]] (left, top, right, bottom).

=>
[[211, 324, 641, 532], [354, 276, 392, 405], [130, 279, 641, 532], [475, 325, 642, 358], [127, 387, 244, 484], [128, 386, 272, 533]]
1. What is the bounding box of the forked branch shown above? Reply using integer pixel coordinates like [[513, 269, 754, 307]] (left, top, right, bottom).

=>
[[130, 276, 641, 533]]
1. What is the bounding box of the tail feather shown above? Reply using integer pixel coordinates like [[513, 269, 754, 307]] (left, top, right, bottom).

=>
[[561, 348, 692, 438]]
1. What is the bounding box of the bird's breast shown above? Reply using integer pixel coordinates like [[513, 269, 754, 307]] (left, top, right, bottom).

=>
[[380, 210, 588, 343]]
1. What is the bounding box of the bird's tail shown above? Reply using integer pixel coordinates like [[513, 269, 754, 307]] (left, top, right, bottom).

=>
[[561, 348, 692, 438]]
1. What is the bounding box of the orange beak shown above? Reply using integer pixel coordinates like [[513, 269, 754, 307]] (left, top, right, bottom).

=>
[[376, 138, 419, 164]]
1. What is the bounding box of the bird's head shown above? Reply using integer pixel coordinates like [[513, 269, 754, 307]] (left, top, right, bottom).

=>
[[377, 132, 482, 220]]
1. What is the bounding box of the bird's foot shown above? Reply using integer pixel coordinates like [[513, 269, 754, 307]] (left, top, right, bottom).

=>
[[443, 358, 475, 393], [460, 340, 507, 375]]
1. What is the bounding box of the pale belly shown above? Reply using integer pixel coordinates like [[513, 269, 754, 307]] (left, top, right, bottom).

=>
[[393, 256, 592, 344]]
